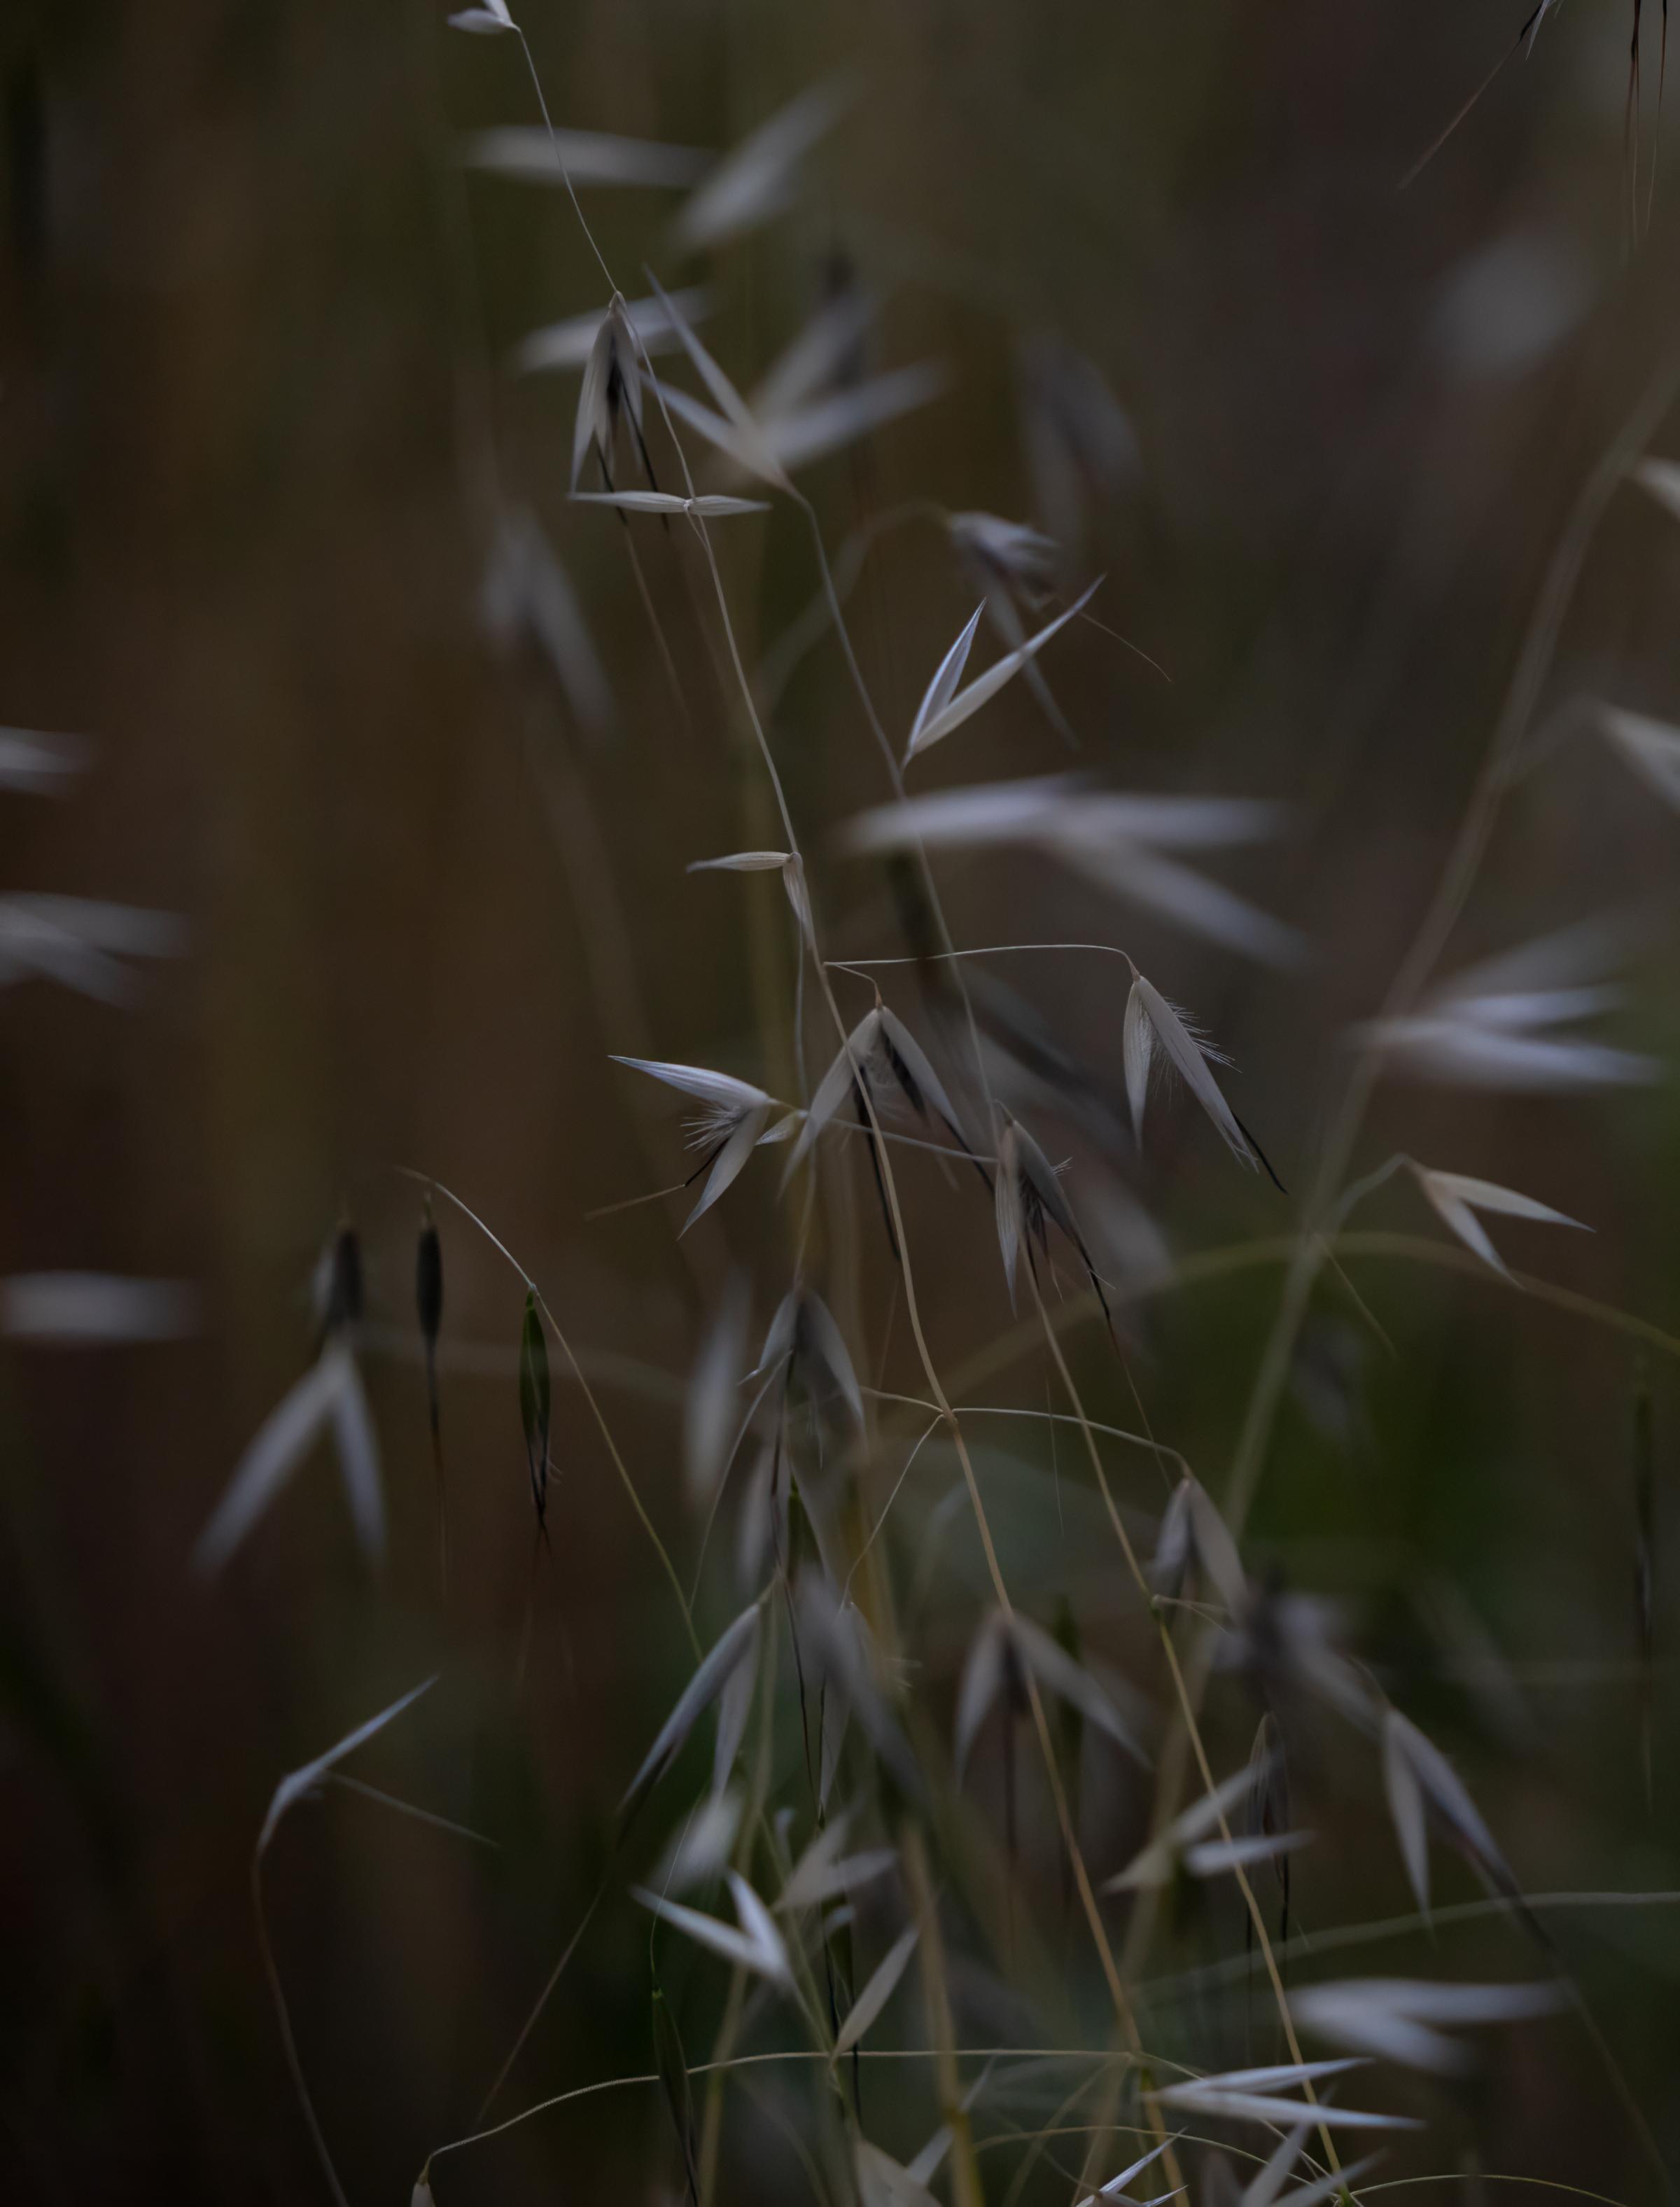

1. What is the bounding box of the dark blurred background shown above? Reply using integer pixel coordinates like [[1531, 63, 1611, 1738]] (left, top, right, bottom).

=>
[[5, 1, 1680, 2200]]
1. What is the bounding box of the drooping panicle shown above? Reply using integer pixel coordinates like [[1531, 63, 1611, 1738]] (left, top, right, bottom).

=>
[[195, 1212, 385, 1574], [1124, 968, 1284, 1189], [992, 1110, 1124, 1346], [512, 286, 710, 375], [643, 263, 942, 489], [468, 130, 711, 194], [636, 1871, 791, 1988], [1357, 919, 1656, 1090], [833, 1922, 920, 2061], [611, 1054, 777, 1229], [957, 1606, 1149, 1778], [1102, 1751, 1306, 1896], [946, 510, 1075, 741], [684, 1273, 751, 1510], [1292, 1977, 1562, 2076], [447, 0, 514, 32], [671, 79, 853, 253], [787, 1002, 983, 1255], [844, 776, 1301, 965], [904, 584, 1100, 763], [757, 1286, 864, 1431], [1381, 1704, 1522, 1918], [572, 292, 657, 495], [195, 1339, 385, 1575], [479, 510, 613, 739], [1408, 1160, 1586, 1276], [1018, 333, 1139, 566], [619, 1603, 762, 1829]]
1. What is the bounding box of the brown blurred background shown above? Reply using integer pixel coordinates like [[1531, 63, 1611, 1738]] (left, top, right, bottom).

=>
[[5, 1, 1680, 2200]]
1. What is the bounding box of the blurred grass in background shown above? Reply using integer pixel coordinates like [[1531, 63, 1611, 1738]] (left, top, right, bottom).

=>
[[5, 0, 1680, 2200]]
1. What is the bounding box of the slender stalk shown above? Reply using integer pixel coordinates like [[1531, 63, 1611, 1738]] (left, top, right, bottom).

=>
[[418, 8, 715, 1306], [1119, 335, 1680, 2126], [420, 49, 1159, 2142], [252, 1853, 351, 2207], [433, 29, 1680, 2201], [474, 1874, 612, 2125], [1226, 338, 1680, 1552], [1022, 1265, 1344, 2187], [902, 1824, 986, 2207], [697, 1588, 785, 2205], [407, 1172, 699, 1659], [659, 390, 1169, 2125], [794, 494, 1000, 1136]]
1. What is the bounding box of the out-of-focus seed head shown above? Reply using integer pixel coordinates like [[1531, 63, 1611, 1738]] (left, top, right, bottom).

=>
[[316, 1218, 363, 1344]]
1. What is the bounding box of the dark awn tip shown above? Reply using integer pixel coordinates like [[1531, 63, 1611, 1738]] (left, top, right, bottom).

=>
[[852, 1078, 901, 1265], [1039, 1188, 1123, 1353], [1250, 1715, 1292, 1942], [601, 377, 671, 531], [519, 1290, 552, 1532], [1083, 1253, 1125, 1360], [416, 1211, 443, 1348], [882, 1032, 989, 1190], [652, 1979, 700, 2206], [881, 1034, 923, 1119], [683, 1136, 727, 1189], [1231, 1110, 1287, 1195], [417, 1202, 449, 1594], [626, 402, 666, 506]]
